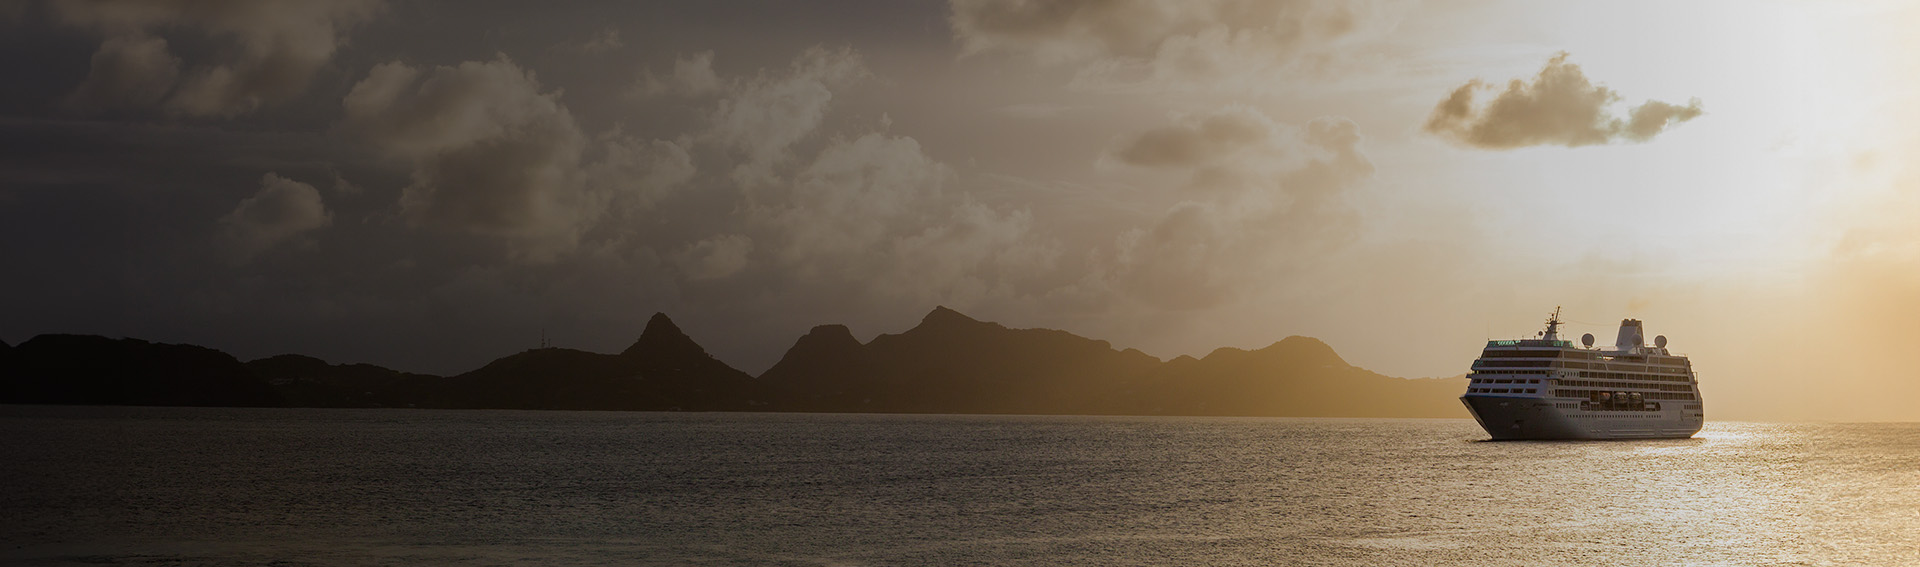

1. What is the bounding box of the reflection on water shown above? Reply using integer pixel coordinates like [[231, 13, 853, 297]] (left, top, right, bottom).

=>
[[1, 407, 1915, 566]]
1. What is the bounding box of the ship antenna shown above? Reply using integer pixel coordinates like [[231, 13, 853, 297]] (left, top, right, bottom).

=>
[[1543, 306, 1562, 342]]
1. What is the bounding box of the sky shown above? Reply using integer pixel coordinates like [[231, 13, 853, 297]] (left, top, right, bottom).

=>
[[2, 0, 1918, 421]]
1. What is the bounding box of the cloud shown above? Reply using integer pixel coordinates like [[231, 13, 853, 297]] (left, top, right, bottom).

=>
[[1424, 53, 1704, 149], [52, 0, 382, 117], [584, 133, 697, 210], [344, 55, 692, 261], [1095, 108, 1372, 308], [763, 132, 955, 275], [640, 51, 724, 96], [949, 0, 1397, 91], [342, 55, 588, 252], [218, 172, 332, 262], [1111, 107, 1273, 168], [63, 32, 180, 112], [707, 46, 870, 183], [728, 128, 1052, 310], [1623, 99, 1706, 142], [557, 27, 623, 54], [677, 234, 753, 280]]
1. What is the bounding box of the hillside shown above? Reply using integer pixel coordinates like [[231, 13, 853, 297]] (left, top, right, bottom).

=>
[[1, 308, 1466, 418]]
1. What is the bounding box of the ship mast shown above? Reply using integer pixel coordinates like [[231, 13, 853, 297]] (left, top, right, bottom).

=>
[[1542, 306, 1563, 342]]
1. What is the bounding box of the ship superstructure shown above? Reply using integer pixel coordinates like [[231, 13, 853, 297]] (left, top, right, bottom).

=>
[[1460, 308, 1704, 440]]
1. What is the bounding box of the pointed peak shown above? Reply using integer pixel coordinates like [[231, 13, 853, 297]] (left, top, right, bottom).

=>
[[643, 312, 682, 336], [921, 305, 980, 326], [624, 312, 708, 360]]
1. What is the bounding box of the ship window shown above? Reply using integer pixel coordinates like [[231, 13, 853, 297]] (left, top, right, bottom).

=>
[[1526, 389, 1536, 393]]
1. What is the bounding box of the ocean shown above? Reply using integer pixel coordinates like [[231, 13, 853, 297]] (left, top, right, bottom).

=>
[[2, 406, 1914, 566]]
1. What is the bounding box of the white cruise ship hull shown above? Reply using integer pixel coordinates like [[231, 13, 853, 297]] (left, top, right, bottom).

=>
[[1461, 395, 1703, 440]]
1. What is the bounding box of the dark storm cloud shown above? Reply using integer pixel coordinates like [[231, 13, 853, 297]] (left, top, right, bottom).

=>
[[51, 0, 382, 117], [217, 172, 331, 262], [342, 55, 700, 261], [705, 46, 870, 183], [62, 32, 179, 112], [0, 0, 1379, 377], [1424, 53, 1704, 149], [0, 1, 1008, 375], [343, 56, 593, 259], [652, 49, 1048, 313], [1092, 107, 1372, 309], [638, 51, 723, 97], [554, 27, 623, 54], [1111, 108, 1272, 168], [949, 0, 1397, 89]]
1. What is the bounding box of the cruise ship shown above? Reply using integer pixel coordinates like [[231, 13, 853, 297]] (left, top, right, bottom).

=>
[[1460, 309, 1704, 440]]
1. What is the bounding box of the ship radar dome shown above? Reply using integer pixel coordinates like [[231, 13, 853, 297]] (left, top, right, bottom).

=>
[[1655, 335, 1667, 348], [1581, 333, 1595, 348]]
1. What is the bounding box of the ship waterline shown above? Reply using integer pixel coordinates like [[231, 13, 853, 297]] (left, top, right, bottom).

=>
[[1460, 309, 1704, 440]]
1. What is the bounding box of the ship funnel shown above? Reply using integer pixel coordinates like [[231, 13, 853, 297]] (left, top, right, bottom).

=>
[[1614, 319, 1644, 351]]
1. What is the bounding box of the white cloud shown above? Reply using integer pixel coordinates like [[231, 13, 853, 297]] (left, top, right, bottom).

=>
[[1424, 53, 1704, 149]]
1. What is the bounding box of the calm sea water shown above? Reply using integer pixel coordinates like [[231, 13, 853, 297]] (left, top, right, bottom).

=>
[[1, 406, 1915, 566]]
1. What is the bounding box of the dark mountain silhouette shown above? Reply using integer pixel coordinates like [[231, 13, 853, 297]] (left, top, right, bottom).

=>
[[759, 324, 881, 411], [763, 307, 1169, 413], [0, 308, 1465, 417], [442, 313, 769, 411], [246, 354, 445, 408], [859, 306, 1161, 414], [1, 334, 280, 407], [1138, 336, 1464, 417], [758, 306, 1464, 417]]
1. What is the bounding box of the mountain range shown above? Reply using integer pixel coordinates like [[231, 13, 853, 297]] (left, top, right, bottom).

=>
[[0, 307, 1466, 418]]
